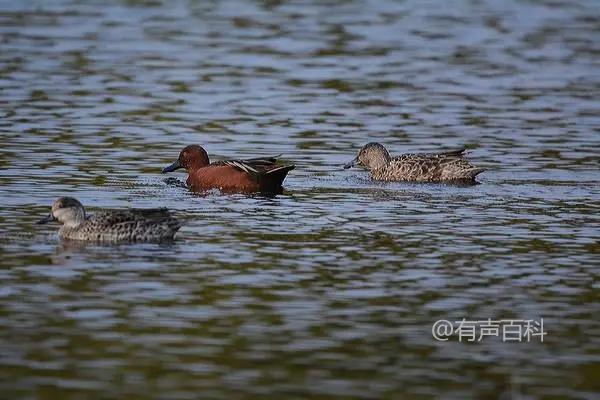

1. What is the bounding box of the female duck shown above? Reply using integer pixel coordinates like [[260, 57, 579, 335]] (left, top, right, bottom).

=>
[[162, 145, 294, 194], [344, 142, 484, 182], [38, 197, 182, 242]]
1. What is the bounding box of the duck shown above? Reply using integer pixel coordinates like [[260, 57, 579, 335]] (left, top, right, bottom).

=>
[[162, 145, 294, 194], [344, 142, 484, 182], [37, 197, 183, 242]]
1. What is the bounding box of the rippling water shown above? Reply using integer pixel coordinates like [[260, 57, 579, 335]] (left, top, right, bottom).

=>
[[1, 0, 599, 398]]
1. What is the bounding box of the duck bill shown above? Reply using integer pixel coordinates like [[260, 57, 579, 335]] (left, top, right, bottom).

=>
[[162, 160, 183, 173], [37, 214, 55, 224], [344, 157, 358, 169]]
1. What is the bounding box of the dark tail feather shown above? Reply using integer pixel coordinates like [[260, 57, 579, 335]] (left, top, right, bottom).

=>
[[439, 148, 467, 157], [467, 167, 485, 178], [261, 164, 295, 192], [265, 164, 295, 181]]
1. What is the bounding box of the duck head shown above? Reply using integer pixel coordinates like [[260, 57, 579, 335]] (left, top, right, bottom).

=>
[[162, 145, 210, 173], [344, 142, 391, 171], [38, 197, 86, 227]]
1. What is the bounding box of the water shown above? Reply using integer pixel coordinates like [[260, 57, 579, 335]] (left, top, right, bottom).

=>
[[1, 0, 599, 398]]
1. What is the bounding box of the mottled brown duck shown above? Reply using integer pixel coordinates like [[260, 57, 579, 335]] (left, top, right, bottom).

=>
[[38, 197, 182, 242], [344, 142, 484, 182]]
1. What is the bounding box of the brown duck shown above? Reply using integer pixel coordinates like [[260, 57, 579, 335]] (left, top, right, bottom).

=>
[[162, 145, 294, 194]]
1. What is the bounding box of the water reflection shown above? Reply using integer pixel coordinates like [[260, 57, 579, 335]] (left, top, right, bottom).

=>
[[1, 0, 599, 398]]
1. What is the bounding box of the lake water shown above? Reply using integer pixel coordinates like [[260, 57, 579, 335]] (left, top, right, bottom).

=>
[[1, 0, 599, 398]]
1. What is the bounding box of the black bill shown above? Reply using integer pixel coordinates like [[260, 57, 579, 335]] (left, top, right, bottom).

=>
[[343, 157, 358, 169], [162, 160, 183, 173], [37, 214, 55, 224]]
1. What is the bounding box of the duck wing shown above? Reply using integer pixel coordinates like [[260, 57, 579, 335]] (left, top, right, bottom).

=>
[[434, 148, 467, 157], [80, 208, 183, 240], [216, 155, 289, 175], [434, 157, 485, 180], [385, 152, 483, 181], [428, 149, 484, 179], [91, 208, 175, 225], [241, 155, 282, 164], [387, 154, 445, 179]]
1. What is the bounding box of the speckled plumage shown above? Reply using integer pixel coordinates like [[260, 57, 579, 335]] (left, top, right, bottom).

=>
[[38, 197, 183, 242], [345, 143, 484, 182]]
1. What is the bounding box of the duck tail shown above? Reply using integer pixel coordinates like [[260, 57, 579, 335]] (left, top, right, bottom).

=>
[[265, 164, 295, 180], [259, 164, 295, 191], [466, 167, 485, 178], [440, 148, 467, 157]]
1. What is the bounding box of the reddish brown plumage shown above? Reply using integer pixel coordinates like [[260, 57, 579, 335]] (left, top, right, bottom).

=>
[[163, 145, 294, 194]]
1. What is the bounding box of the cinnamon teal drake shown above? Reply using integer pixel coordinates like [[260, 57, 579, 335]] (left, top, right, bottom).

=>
[[37, 197, 183, 242], [344, 142, 484, 182], [162, 145, 295, 194]]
